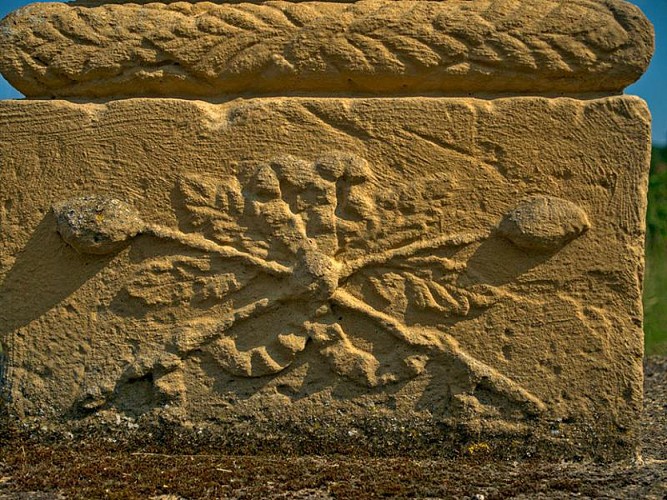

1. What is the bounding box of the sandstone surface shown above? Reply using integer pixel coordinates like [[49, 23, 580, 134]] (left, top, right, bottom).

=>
[[0, 95, 650, 458], [0, 0, 654, 98]]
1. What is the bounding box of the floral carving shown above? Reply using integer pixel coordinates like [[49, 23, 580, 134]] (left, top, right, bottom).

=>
[[106, 152, 548, 415]]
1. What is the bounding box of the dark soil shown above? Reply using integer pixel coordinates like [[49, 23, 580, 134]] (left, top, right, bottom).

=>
[[0, 357, 665, 500]]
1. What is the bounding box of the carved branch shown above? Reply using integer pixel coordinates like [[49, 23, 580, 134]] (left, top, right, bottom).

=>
[[145, 224, 292, 277], [340, 230, 487, 280], [331, 289, 546, 413]]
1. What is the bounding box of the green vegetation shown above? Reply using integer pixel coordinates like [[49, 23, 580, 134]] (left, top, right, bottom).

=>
[[646, 146, 667, 354]]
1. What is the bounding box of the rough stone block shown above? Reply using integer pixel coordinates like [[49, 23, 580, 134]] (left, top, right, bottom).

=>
[[0, 96, 650, 458]]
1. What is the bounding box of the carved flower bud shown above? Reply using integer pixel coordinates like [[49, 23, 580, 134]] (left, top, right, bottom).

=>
[[498, 196, 591, 252], [53, 195, 145, 254]]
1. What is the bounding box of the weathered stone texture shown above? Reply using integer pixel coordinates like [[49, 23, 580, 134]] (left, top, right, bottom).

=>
[[0, 0, 654, 98], [0, 96, 650, 457]]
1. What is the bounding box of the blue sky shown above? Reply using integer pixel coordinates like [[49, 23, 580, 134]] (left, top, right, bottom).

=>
[[1, 0, 665, 145]]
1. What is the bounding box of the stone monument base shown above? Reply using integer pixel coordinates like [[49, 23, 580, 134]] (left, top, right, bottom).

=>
[[0, 96, 649, 460]]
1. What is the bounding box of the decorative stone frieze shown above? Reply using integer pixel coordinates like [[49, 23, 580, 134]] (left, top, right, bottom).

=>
[[0, 0, 653, 97]]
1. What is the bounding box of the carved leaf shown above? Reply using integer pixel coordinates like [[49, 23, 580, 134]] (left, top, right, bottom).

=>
[[125, 256, 253, 309], [306, 322, 427, 387], [178, 174, 244, 227], [366, 267, 501, 323]]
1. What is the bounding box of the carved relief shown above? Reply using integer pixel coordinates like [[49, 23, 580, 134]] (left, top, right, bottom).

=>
[[54, 153, 593, 417], [0, 0, 652, 458], [0, 0, 653, 97]]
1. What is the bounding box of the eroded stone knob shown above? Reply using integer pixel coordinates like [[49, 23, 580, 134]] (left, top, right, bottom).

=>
[[53, 195, 144, 254], [498, 196, 591, 252]]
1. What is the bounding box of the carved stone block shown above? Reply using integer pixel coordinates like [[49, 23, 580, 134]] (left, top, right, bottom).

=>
[[0, 0, 653, 97], [0, 96, 650, 458]]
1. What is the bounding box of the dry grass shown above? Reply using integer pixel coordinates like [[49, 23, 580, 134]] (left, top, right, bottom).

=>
[[0, 444, 663, 499]]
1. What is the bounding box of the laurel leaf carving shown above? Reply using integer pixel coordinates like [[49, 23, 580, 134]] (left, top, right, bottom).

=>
[[0, 0, 653, 97]]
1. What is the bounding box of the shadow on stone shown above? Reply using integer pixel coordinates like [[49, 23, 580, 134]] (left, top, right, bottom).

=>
[[0, 213, 117, 337], [462, 235, 557, 287]]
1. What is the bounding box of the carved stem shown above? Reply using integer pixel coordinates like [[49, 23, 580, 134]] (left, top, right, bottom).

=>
[[179, 297, 284, 355], [144, 224, 292, 277], [331, 289, 440, 349], [339, 231, 488, 280], [447, 345, 547, 415]]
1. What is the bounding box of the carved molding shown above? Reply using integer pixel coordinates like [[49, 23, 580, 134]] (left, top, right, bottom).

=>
[[0, 0, 653, 97]]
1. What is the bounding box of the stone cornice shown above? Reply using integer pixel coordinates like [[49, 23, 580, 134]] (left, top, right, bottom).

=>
[[0, 0, 654, 98]]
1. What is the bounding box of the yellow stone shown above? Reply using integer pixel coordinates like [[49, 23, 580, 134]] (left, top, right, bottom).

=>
[[0, 0, 653, 98], [0, 95, 650, 458]]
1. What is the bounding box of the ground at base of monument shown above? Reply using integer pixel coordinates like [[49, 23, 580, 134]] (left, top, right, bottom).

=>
[[0, 358, 664, 500]]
